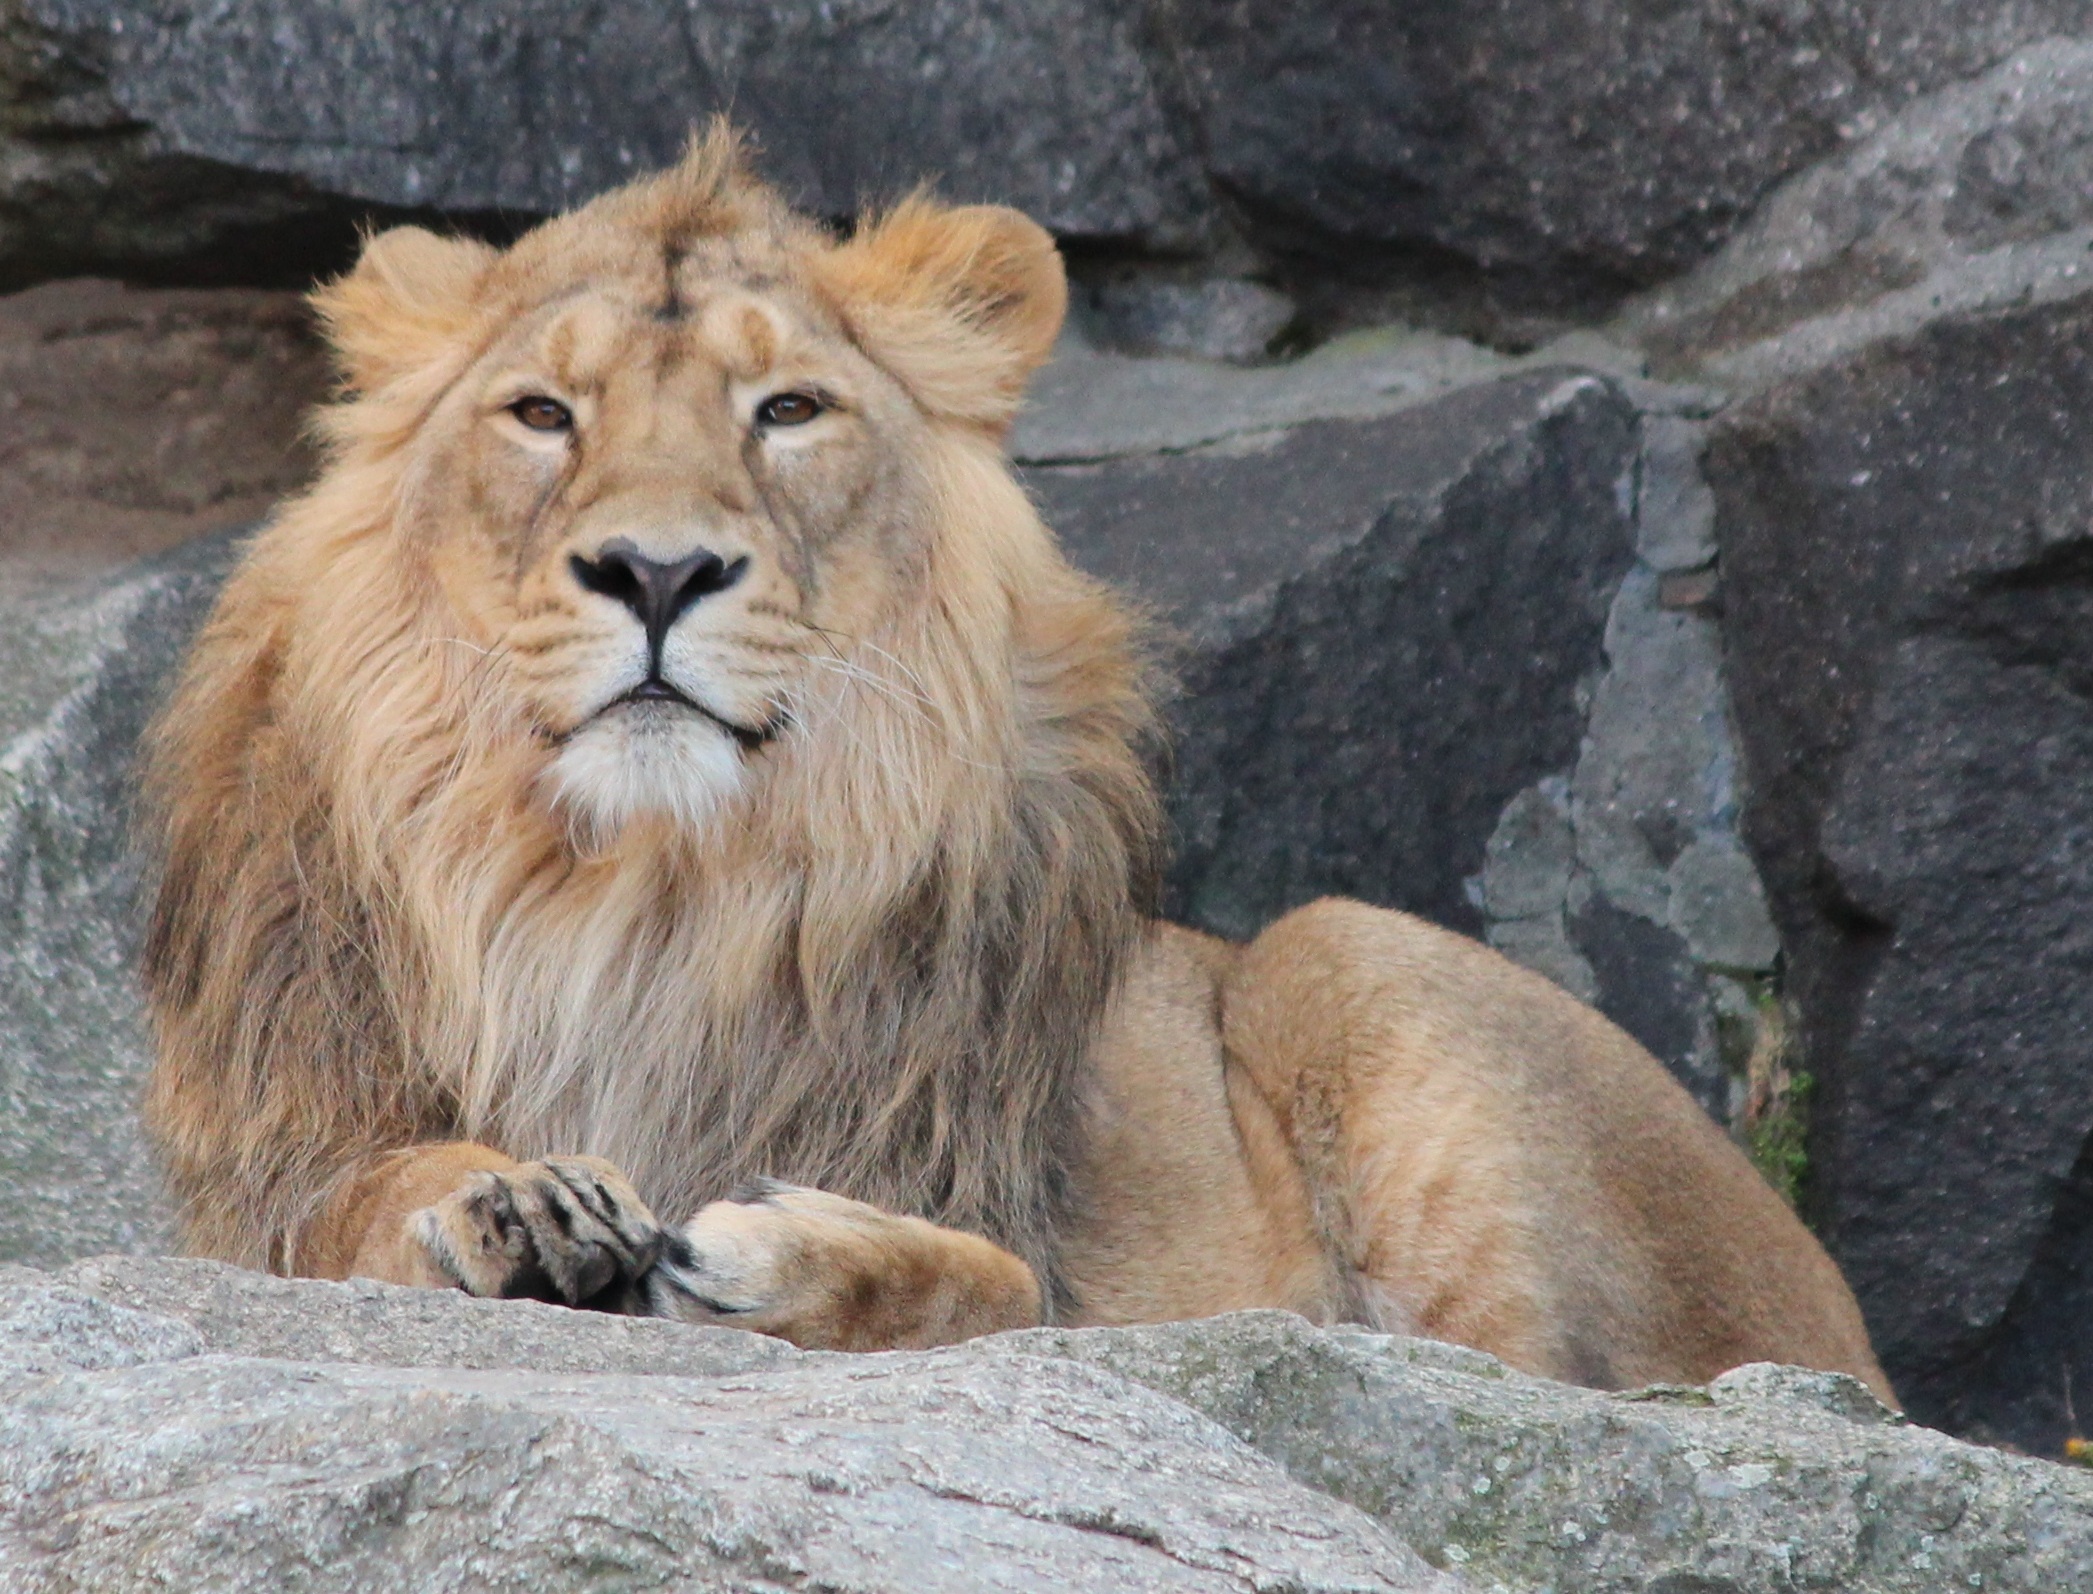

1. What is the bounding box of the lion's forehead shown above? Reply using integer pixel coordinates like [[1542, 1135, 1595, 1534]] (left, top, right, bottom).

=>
[[502, 274, 836, 400]]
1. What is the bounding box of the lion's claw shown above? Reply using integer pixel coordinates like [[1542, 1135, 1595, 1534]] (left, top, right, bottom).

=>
[[409, 1155, 663, 1310]]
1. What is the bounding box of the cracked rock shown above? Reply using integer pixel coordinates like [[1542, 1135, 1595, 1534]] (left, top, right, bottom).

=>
[[12, 1260, 2093, 1594]]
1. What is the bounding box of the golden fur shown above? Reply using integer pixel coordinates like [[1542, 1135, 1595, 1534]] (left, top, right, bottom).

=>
[[142, 129, 1891, 1399]]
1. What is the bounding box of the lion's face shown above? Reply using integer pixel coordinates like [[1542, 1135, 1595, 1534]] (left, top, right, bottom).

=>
[[420, 255, 933, 833], [310, 140, 1068, 839]]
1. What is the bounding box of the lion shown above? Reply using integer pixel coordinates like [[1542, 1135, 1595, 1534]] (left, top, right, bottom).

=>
[[139, 127, 1893, 1402]]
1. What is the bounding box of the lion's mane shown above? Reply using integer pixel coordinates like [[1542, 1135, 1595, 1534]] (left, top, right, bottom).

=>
[[140, 136, 1163, 1306]]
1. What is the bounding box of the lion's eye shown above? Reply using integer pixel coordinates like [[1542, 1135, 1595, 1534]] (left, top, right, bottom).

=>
[[756, 391, 824, 429], [510, 395, 573, 433]]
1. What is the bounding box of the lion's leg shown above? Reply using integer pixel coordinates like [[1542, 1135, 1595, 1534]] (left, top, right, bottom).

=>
[[643, 1180, 1042, 1351], [306, 1142, 668, 1310]]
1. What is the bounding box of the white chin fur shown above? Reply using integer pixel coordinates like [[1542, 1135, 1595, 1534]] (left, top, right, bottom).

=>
[[546, 707, 748, 838]]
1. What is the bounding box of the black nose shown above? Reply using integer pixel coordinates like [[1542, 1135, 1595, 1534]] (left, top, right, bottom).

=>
[[570, 539, 747, 654]]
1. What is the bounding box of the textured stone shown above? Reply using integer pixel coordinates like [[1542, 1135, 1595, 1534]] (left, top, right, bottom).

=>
[[0, 1268, 1451, 1594], [1475, 540, 1774, 1115], [1152, 1, 2093, 311], [1625, 38, 2093, 387], [0, 529, 239, 1268], [1085, 276, 1299, 362], [11, 1261, 2093, 1594], [1014, 1312, 2093, 1594], [1030, 369, 1639, 943], [0, 0, 1212, 287], [1709, 285, 2093, 1452]]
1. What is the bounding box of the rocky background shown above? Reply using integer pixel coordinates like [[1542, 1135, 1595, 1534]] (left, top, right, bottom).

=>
[[5, 0, 2093, 1494]]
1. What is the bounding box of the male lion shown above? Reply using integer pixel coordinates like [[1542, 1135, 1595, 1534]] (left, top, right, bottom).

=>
[[141, 130, 1892, 1401]]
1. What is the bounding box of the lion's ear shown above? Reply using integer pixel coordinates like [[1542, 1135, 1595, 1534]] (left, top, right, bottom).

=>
[[819, 198, 1066, 435], [312, 226, 497, 396]]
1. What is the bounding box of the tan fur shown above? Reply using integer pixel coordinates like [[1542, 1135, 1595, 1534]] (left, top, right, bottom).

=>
[[141, 128, 1892, 1399]]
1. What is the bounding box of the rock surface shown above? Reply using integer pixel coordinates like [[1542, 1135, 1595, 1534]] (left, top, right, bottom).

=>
[[0, 0, 1213, 285], [1708, 285, 2093, 1449], [1, 1263, 1453, 1594], [1625, 37, 2093, 387], [0, 530, 239, 1267], [1153, 0, 2093, 316], [10, 1259, 2093, 1594], [1030, 369, 1639, 947]]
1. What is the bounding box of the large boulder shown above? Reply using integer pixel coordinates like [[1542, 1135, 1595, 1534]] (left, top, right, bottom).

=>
[[1027, 365, 1639, 944], [1149, 0, 2093, 315], [1707, 285, 2093, 1450], [0, 0, 1213, 287], [1, 1263, 1454, 1594], [1624, 38, 2093, 387], [9, 1258, 2093, 1593]]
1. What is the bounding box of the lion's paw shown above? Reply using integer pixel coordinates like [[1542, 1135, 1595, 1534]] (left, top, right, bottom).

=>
[[409, 1155, 664, 1309], [641, 1178, 1038, 1350]]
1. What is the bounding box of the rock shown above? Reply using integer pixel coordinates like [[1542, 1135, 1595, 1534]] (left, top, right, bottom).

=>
[[1084, 275, 1299, 362], [1707, 285, 2093, 1452], [1151, 1, 2093, 316], [0, 0, 1212, 287], [1625, 38, 2093, 387], [1012, 1311, 2093, 1594], [1027, 368, 1639, 945], [1024, 346, 1784, 1113], [55, 1254, 795, 1380], [0, 279, 325, 595], [0, 1266, 1453, 1594], [11, 1259, 2093, 1594], [0, 529, 241, 1268], [1009, 324, 1518, 465]]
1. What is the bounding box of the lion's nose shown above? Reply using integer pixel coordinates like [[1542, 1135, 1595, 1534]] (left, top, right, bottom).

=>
[[570, 539, 748, 653]]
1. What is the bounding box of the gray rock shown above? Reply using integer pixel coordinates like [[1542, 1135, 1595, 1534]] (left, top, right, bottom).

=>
[[1010, 325, 1517, 465], [53, 1254, 794, 1381], [1010, 1311, 2093, 1594], [1150, 0, 2093, 312], [1029, 369, 1640, 943], [1474, 541, 1776, 1115], [1624, 37, 2093, 387], [0, 1271, 202, 1375], [12, 1260, 2093, 1594], [1086, 276, 1299, 363], [1634, 416, 1719, 573], [0, 529, 242, 1268], [0, 0, 1213, 287], [1708, 283, 2093, 1452], [0, 1269, 1453, 1594]]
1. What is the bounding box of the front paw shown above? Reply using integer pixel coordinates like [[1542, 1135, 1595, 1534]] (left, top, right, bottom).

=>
[[408, 1156, 663, 1309], [641, 1178, 1039, 1350]]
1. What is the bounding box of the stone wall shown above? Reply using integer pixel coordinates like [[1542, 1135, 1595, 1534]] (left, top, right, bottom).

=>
[[4, 1, 2093, 1471]]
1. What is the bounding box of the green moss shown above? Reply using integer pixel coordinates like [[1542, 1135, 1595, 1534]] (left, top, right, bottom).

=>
[[1736, 993, 1813, 1214]]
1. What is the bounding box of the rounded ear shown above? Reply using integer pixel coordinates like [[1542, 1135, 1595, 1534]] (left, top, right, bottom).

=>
[[311, 226, 498, 396], [817, 198, 1067, 435]]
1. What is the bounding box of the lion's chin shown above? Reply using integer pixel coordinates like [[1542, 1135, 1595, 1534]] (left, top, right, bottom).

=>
[[545, 709, 749, 840]]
